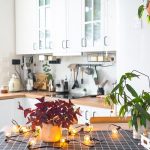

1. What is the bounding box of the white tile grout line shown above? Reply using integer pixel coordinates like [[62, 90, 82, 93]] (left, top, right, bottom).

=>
[[95, 130, 104, 150], [101, 130, 111, 150], [122, 130, 143, 150]]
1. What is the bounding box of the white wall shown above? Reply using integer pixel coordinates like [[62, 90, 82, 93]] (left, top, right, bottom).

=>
[[117, 0, 150, 92], [0, 0, 20, 86]]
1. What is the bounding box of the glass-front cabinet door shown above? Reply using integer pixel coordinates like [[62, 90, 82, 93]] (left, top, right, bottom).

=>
[[37, 0, 53, 54], [81, 0, 105, 52]]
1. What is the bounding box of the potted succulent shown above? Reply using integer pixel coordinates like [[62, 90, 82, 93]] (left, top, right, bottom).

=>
[[105, 72, 150, 139], [18, 97, 81, 142], [138, 0, 150, 22]]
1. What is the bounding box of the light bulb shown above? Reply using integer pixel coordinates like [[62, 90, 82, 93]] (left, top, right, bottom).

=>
[[84, 135, 91, 144]]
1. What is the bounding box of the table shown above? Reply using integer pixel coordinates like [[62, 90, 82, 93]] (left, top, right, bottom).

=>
[[0, 129, 145, 150]]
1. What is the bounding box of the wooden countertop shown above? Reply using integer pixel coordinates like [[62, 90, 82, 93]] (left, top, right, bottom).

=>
[[0, 91, 111, 109]]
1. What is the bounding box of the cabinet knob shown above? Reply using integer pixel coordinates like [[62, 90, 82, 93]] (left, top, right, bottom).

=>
[[104, 36, 108, 46], [85, 110, 88, 120], [33, 43, 37, 50], [66, 40, 70, 48], [81, 38, 87, 47], [92, 111, 96, 117], [62, 40, 66, 49]]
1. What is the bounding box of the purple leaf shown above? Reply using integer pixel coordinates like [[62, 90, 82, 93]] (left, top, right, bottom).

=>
[[24, 108, 32, 118], [36, 97, 45, 103], [18, 102, 24, 110]]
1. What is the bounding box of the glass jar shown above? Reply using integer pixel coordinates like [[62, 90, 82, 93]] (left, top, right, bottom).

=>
[[0, 85, 8, 93]]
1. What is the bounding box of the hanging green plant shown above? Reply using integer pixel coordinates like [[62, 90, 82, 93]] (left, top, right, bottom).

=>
[[138, 0, 150, 23]]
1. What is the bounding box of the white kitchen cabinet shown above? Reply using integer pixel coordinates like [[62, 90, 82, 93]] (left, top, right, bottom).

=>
[[77, 104, 112, 124], [15, 0, 53, 55], [81, 0, 116, 52], [52, 0, 82, 56], [104, 0, 116, 51], [15, 0, 38, 55]]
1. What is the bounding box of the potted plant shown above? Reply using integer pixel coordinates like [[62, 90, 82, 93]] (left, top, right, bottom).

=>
[[105, 72, 150, 139], [138, 0, 150, 22], [18, 97, 81, 142]]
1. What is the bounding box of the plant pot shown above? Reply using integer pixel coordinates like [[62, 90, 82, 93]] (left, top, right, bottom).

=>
[[132, 120, 150, 139], [133, 126, 144, 139], [40, 123, 62, 142]]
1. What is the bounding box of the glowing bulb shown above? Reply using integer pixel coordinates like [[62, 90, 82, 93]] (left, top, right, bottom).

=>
[[71, 129, 77, 136], [112, 128, 118, 134], [12, 125, 19, 133], [86, 125, 93, 132], [19, 126, 28, 133], [60, 138, 66, 143], [84, 135, 91, 144], [69, 125, 73, 132], [5, 131, 11, 137], [28, 137, 36, 146]]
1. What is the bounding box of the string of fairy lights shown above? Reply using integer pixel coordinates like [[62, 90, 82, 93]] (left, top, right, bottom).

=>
[[4, 120, 126, 149]]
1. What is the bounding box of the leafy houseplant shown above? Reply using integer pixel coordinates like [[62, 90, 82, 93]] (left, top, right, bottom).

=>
[[42, 62, 53, 82], [18, 97, 81, 142], [105, 72, 150, 135], [138, 0, 150, 23]]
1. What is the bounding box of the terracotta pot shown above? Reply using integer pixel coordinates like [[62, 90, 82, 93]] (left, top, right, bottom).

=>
[[40, 123, 62, 142], [146, 1, 150, 15]]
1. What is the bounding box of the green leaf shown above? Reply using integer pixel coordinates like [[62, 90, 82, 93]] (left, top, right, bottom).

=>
[[142, 92, 150, 104], [138, 5, 144, 18], [111, 84, 119, 93], [125, 72, 139, 80], [126, 84, 138, 97], [135, 103, 150, 121], [132, 115, 138, 131], [119, 105, 126, 117], [147, 15, 150, 23], [140, 116, 146, 128]]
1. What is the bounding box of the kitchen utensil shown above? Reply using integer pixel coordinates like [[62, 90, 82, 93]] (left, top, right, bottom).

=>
[[72, 67, 79, 89], [93, 66, 99, 85], [97, 80, 108, 95], [84, 66, 94, 75], [56, 80, 64, 92], [81, 67, 84, 84]]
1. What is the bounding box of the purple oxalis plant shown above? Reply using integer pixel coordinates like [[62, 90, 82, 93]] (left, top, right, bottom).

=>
[[18, 97, 82, 129]]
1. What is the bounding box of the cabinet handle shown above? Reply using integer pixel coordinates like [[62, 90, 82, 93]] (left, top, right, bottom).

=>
[[93, 111, 96, 117], [49, 41, 52, 49], [33, 43, 37, 50], [66, 40, 69, 48], [85, 110, 88, 120], [104, 36, 108, 46], [62, 40, 66, 49], [81, 38, 87, 47]]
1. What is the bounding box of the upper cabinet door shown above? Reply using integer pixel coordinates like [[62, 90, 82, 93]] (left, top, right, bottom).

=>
[[15, 0, 54, 55], [66, 0, 82, 54], [104, 0, 116, 51], [37, 0, 54, 54], [81, 0, 105, 52], [15, 0, 38, 55], [51, 0, 67, 54], [52, 0, 82, 56]]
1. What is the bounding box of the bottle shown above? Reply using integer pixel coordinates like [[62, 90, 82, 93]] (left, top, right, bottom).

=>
[[64, 77, 68, 92], [49, 80, 54, 92]]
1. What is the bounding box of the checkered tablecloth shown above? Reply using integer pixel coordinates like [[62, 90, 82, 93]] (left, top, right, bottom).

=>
[[0, 130, 146, 150]]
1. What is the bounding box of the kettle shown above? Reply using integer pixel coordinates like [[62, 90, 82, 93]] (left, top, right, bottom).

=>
[[8, 74, 21, 92]]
